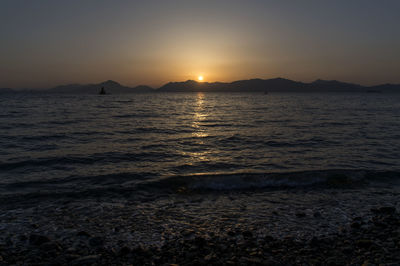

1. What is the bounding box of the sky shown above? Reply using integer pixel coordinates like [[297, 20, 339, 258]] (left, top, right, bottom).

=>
[[1, 0, 399, 88]]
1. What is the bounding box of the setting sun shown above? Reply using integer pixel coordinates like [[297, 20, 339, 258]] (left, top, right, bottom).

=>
[[198, 75, 204, 81]]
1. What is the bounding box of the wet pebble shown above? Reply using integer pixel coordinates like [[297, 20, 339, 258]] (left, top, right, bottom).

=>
[[71, 254, 101, 265], [29, 234, 50, 246], [296, 212, 306, 218], [88, 236, 104, 247]]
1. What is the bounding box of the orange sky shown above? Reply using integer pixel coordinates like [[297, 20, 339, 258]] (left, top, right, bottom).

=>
[[1, 0, 399, 88]]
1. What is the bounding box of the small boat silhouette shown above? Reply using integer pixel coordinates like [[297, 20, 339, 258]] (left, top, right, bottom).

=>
[[99, 87, 106, 95]]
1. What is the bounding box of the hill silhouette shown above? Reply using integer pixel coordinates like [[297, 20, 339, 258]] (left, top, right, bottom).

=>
[[157, 78, 394, 92], [48, 80, 153, 94], [2, 78, 400, 94], [158, 78, 309, 92]]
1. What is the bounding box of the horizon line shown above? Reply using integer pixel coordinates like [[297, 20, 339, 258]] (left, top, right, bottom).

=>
[[3, 77, 400, 91]]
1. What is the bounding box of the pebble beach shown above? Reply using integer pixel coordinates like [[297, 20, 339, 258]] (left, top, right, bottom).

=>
[[1, 182, 399, 265]]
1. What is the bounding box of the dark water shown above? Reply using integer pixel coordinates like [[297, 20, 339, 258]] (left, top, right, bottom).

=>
[[1, 92, 400, 196]]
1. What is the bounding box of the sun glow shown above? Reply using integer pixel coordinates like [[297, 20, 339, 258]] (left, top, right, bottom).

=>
[[198, 75, 204, 81]]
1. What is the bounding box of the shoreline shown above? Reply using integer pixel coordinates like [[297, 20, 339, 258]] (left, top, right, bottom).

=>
[[1, 186, 399, 265]]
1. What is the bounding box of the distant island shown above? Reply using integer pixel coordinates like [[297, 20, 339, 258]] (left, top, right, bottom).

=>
[[1, 78, 400, 94]]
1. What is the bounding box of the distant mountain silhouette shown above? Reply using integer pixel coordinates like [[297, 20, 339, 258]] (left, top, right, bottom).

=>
[[48, 80, 153, 94], [368, 83, 400, 93], [159, 78, 307, 92], [2, 78, 400, 93], [308, 79, 363, 92], [158, 78, 372, 92]]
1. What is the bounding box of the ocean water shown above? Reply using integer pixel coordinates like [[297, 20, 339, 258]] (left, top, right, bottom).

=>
[[1, 92, 400, 198]]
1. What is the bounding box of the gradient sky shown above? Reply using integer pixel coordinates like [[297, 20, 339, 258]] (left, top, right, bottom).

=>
[[1, 0, 399, 88]]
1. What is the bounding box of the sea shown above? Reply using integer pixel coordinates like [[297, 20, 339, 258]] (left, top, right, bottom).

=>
[[1, 91, 400, 245], [1, 92, 400, 197]]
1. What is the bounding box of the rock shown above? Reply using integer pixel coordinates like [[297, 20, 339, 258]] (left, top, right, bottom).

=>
[[361, 260, 373, 266], [244, 257, 262, 264], [131, 246, 151, 258], [371, 206, 396, 215], [327, 256, 347, 266], [227, 230, 236, 237], [338, 226, 347, 234], [194, 236, 206, 247], [326, 256, 340, 266], [71, 255, 101, 265], [51, 255, 69, 265], [31, 223, 39, 229], [66, 247, 77, 253], [29, 234, 50, 246], [357, 239, 374, 248], [76, 231, 91, 237], [342, 246, 353, 254], [40, 241, 62, 252], [5, 237, 12, 246], [204, 253, 213, 261], [177, 186, 188, 194], [249, 251, 258, 256], [309, 236, 319, 247], [313, 211, 322, 218], [89, 236, 104, 247], [373, 221, 387, 228], [377, 206, 396, 215], [351, 222, 361, 229], [296, 212, 306, 218], [242, 230, 253, 239], [264, 235, 275, 242], [119, 246, 131, 256], [182, 229, 195, 237], [19, 234, 28, 241]]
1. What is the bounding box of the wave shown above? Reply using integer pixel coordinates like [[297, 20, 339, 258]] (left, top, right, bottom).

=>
[[144, 169, 400, 191], [3, 169, 400, 192], [1, 169, 399, 204]]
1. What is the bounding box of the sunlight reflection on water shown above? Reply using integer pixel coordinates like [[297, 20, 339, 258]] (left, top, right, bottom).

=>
[[0, 92, 400, 184], [187, 92, 210, 163]]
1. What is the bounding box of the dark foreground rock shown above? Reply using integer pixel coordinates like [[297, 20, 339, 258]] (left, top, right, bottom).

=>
[[0, 207, 399, 265]]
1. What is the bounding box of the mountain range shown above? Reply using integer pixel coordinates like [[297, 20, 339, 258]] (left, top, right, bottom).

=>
[[47, 80, 152, 94], [1, 78, 399, 94]]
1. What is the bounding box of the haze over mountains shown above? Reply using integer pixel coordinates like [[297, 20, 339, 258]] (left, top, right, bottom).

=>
[[1, 78, 399, 94]]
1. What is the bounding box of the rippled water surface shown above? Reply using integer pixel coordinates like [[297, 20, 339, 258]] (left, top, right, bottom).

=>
[[1, 92, 400, 193]]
